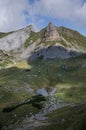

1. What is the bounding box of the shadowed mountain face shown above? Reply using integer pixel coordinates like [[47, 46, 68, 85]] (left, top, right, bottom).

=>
[[28, 46, 82, 61]]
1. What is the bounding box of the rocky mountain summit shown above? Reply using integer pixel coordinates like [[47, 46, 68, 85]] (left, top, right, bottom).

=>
[[42, 22, 61, 42]]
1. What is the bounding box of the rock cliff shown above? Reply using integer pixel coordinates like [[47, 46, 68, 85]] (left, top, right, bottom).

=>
[[28, 46, 82, 61], [42, 22, 61, 42]]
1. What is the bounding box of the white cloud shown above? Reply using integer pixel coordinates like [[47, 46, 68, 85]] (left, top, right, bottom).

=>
[[0, 0, 28, 32], [0, 0, 86, 32], [26, 0, 86, 28], [75, 2, 86, 25]]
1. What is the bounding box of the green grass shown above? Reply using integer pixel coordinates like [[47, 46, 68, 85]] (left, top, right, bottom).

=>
[[58, 26, 86, 51], [0, 104, 39, 129], [24, 31, 42, 48], [0, 55, 86, 129], [30, 55, 86, 102], [35, 103, 86, 130], [0, 32, 12, 38], [0, 56, 86, 104], [0, 33, 9, 38], [0, 94, 46, 129], [0, 50, 14, 68]]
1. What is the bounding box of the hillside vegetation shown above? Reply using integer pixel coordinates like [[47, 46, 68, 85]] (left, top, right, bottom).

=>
[[0, 23, 86, 129], [36, 103, 86, 130], [0, 55, 86, 129], [57, 26, 86, 51]]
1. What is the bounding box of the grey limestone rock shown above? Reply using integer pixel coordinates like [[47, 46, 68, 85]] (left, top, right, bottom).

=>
[[0, 25, 33, 51]]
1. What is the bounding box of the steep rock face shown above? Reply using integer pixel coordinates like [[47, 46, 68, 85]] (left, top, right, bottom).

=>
[[42, 22, 61, 42], [28, 46, 82, 61], [0, 25, 33, 52]]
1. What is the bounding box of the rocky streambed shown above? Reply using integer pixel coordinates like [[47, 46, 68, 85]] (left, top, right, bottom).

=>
[[12, 96, 68, 130]]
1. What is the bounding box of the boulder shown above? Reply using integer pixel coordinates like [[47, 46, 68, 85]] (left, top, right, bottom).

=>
[[36, 88, 48, 97]]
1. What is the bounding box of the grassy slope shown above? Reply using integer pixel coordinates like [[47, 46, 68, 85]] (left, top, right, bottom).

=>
[[0, 32, 12, 38], [58, 26, 86, 50], [0, 56, 86, 129], [0, 56, 86, 104], [30, 55, 86, 102], [0, 33, 9, 38], [0, 104, 39, 129], [35, 103, 86, 130], [0, 60, 42, 129]]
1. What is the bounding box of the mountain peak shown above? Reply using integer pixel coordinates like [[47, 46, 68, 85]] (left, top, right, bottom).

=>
[[48, 22, 54, 27], [42, 22, 61, 42], [25, 25, 35, 32], [47, 22, 55, 32]]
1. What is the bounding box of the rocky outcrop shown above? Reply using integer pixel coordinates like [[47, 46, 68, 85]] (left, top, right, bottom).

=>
[[28, 46, 82, 61], [42, 22, 61, 42], [36, 88, 48, 97], [0, 25, 33, 52]]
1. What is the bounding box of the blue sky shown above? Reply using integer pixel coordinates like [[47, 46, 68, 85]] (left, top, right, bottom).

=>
[[0, 0, 86, 36]]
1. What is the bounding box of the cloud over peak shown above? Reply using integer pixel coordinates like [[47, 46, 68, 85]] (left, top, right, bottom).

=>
[[0, 0, 86, 33]]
